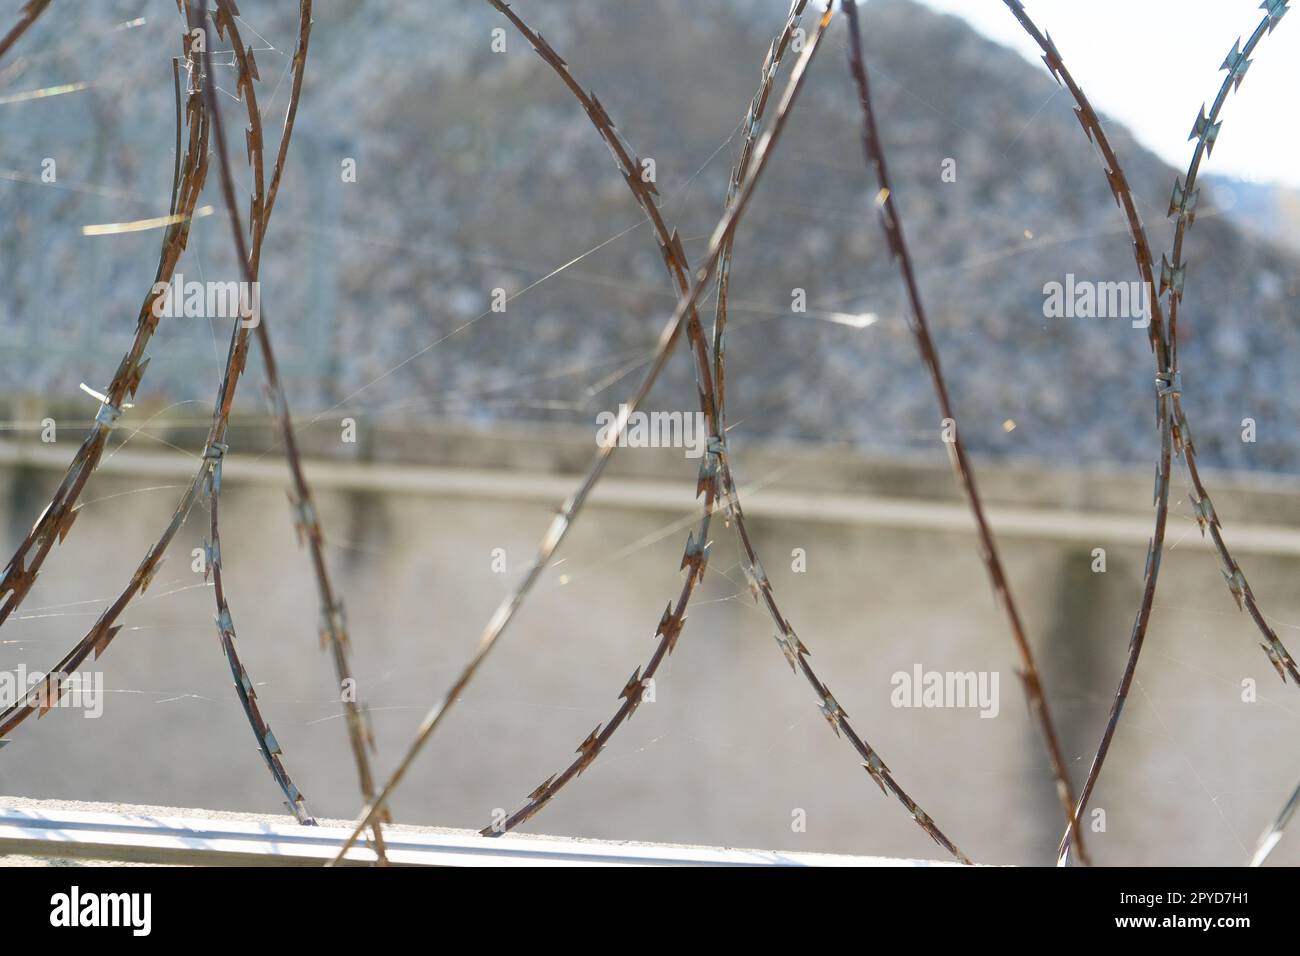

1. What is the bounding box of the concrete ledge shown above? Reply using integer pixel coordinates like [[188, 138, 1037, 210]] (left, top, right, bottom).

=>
[[3, 439, 1300, 554], [0, 798, 945, 867]]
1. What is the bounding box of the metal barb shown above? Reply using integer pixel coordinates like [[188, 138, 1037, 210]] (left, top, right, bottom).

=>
[[1189, 106, 1223, 155], [1221, 39, 1253, 90], [1262, 0, 1290, 32]]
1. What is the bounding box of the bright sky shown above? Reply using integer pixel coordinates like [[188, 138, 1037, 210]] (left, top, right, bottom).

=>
[[916, 0, 1300, 187]]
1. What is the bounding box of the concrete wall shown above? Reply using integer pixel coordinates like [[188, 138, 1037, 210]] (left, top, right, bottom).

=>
[[0, 421, 1297, 866]]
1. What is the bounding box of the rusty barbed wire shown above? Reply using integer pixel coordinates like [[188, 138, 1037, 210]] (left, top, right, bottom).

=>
[[844, 0, 1088, 864], [1000, 0, 1298, 865], [202, 0, 315, 828], [0, 0, 329, 835], [712, 0, 808, 443], [0, 1, 210, 741], [196, 0, 389, 861], [1164, 2, 1300, 688], [259, 0, 311, 264], [469, 0, 722, 836], [709, 467, 974, 861], [708, 2, 967, 862], [1000, 0, 1168, 871], [0, 6, 210, 635], [0, 0, 49, 65], [0, 479, 200, 744], [705, 472, 973, 858], [466, 0, 967, 862], [1158, 0, 1300, 872], [331, 0, 838, 866]]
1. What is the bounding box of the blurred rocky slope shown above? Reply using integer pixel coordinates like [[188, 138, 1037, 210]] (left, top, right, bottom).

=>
[[1, 0, 1297, 471]]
